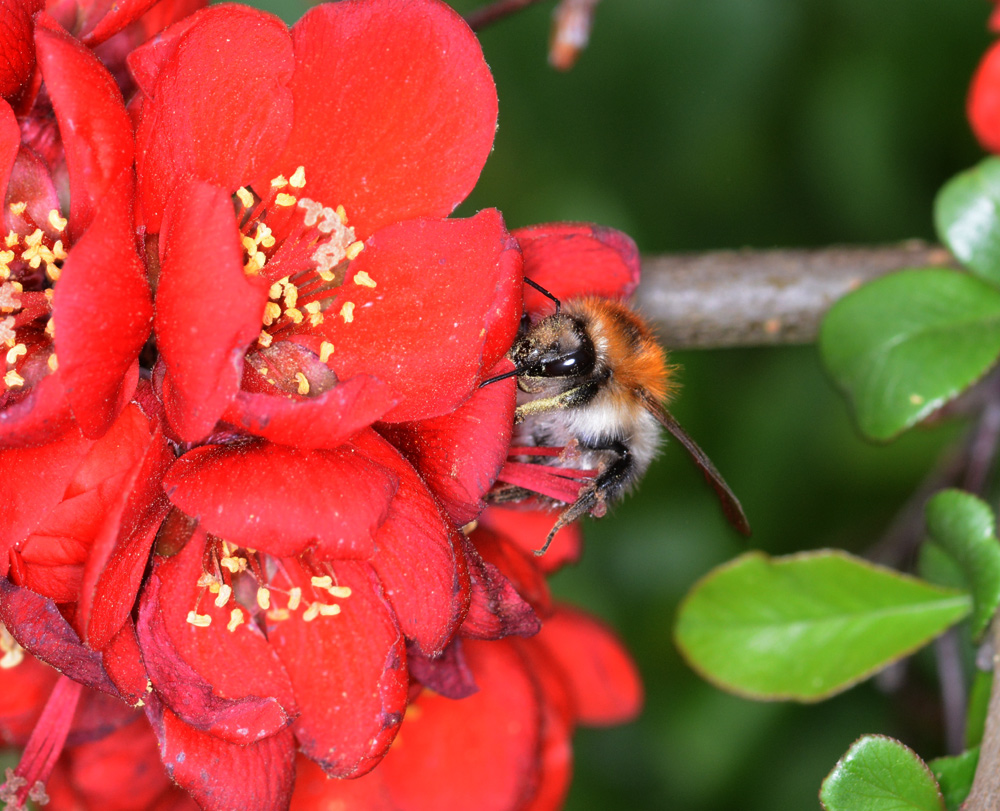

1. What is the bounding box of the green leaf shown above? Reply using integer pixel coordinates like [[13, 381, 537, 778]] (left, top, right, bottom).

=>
[[965, 669, 991, 749], [935, 158, 1000, 285], [674, 550, 971, 701], [924, 489, 1000, 638], [820, 735, 944, 811], [928, 748, 979, 811], [819, 268, 1000, 440]]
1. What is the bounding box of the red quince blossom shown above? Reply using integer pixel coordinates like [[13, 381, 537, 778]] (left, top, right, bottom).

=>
[[0, 14, 152, 447], [969, 4, 1000, 152]]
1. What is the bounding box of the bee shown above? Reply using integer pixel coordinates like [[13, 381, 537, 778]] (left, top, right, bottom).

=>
[[482, 279, 751, 554]]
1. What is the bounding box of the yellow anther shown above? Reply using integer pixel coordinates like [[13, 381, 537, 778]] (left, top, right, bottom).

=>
[[289, 166, 306, 188], [8, 202, 26, 216], [256, 587, 271, 611], [319, 341, 335, 363], [0, 284, 17, 313], [236, 187, 255, 209], [47, 210, 68, 232], [207, 581, 221, 594], [266, 608, 291, 622], [295, 372, 310, 395], [308, 312, 324, 328], [44, 318, 54, 337], [286, 307, 304, 325], [262, 301, 282, 327], [220, 556, 247, 574], [186, 611, 212, 628], [45, 263, 61, 282], [268, 281, 283, 300], [241, 235, 258, 254], [317, 269, 336, 283], [0, 250, 13, 265], [221, 540, 238, 557], [5, 343, 26, 365], [0, 318, 14, 346], [0, 626, 24, 669], [24, 229, 43, 248], [335, 205, 347, 224], [46, 353, 58, 372], [4, 370, 24, 388], [275, 193, 297, 207], [196, 572, 216, 589], [214, 584, 233, 608], [257, 331, 273, 348], [303, 301, 321, 315], [327, 586, 352, 599], [353, 270, 376, 288], [244, 252, 266, 275], [283, 285, 298, 309], [4, 231, 17, 247], [346, 241, 365, 261], [310, 575, 333, 589], [227, 607, 245, 633], [302, 602, 321, 622], [51, 240, 67, 260], [270, 175, 288, 189], [318, 603, 342, 616], [287, 587, 302, 611], [340, 302, 355, 323]]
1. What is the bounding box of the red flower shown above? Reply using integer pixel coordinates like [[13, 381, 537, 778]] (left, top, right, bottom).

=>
[[0, 14, 152, 447]]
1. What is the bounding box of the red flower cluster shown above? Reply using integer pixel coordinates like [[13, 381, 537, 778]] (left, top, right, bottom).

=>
[[969, 3, 1000, 151], [0, 1, 644, 809]]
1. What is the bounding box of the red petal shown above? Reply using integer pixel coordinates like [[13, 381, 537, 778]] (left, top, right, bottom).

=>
[[34, 13, 133, 239], [137, 528, 297, 744], [100, 619, 150, 707], [325, 211, 521, 423], [164, 440, 397, 559], [380, 639, 541, 811], [273, 0, 497, 238], [480, 507, 583, 575], [81, 0, 163, 45], [223, 374, 398, 450], [0, 101, 20, 192], [148, 700, 296, 811], [407, 638, 478, 699], [291, 755, 395, 810], [0, 0, 42, 99], [0, 580, 120, 696], [379, 368, 516, 526], [535, 606, 643, 725], [0, 371, 76, 448], [155, 180, 269, 441], [133, 5, 293, 232], [267, 560, 408, 778], [53, 183, 151, 439], [971, 42, 1000, 153], [513, 223, 641, 317], [460, 535, 540, 640], [472, 525, 551, 618], [0, 652, 60, 746], [354, 429, 470, 656]]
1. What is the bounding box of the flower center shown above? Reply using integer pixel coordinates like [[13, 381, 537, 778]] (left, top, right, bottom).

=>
[[230, 167, 369, 398], [0, 204, 67, 400], [185, 538, 352, 633], [0, 623, 24, 669]]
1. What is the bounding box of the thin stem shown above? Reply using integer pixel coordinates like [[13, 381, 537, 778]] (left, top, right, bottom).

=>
[[935, 629, 969, 756], [464, 0, 547, 31], [960, 624, 1000, 810]]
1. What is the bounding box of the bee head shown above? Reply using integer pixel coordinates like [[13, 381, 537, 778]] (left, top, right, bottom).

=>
[[510, 313, 596, 384]]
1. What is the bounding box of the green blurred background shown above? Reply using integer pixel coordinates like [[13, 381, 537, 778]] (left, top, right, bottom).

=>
[[265, 0, 989, 806]]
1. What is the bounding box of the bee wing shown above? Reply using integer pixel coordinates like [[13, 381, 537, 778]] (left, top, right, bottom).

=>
[[641, 393, 752, 537]]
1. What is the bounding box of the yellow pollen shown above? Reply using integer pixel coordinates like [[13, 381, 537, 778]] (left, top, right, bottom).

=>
[[262, 301, 282, 327], [283, 285, 298, 309], [227, 608, 245, 633], [340, 301, 355, 323], [1, 625, 24, 670], [310, 575, 333, 590], [286, 307, 304, 325], [196, 572, 216, 589], [0, 249, 13, 265], [51, 240, 67, 260], [257, 331, 273, 348], [303, 301, 322, 315], [335, 205, 348, 224], [44, 319, 54, 337], [289, 166, 307, 188], [46, 353, 58, 372], [266, 608, 291, 622], [220, 556, 247, 574], [214, 584, 233, 608], [353, 270, 376, 288], [244, 252, 265, 275], [270, 174, 288, 188], [8, 202, 26, 216], [47, 210, 68, 232], [319, 341, 335, 363], [4, 370, 24, 388], [45, 263, 61, 282], [268, 281, 283, 299], [5, 343, 26, 365], [24, 229, 43, 248], [207, 581, 221, 594], [346, 240, 365, 261], [295, 372, 310, 395], [256, 587, 271, 611], [327, 586, 352, 599], [302, 602, 321, 622], [241, 235, 258, 254], [4, 231, 17, 247], [275, 192, 297, 207], [186, 611, 212, 628], [287, 587, 302, 611], [236, 187, 255, 209], [317, 269, 336, 283], [308, 312, 324, 327], [0, 318, 16, 345], [318, 603, 341, 616]]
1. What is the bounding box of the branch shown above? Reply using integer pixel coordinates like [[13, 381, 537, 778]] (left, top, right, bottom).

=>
[[636, 241, 958, 350], [959, 626, 998, 810], [464, 0, 547, 31]]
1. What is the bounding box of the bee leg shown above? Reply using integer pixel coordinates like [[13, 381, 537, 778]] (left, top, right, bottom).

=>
[[515, 382, 599, 423]]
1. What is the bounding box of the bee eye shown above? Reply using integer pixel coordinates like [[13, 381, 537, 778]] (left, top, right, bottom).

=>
[[539, 344, 595, 377]]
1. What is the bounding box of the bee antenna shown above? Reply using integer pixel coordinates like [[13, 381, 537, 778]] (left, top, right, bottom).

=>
[[479, 367, 522, 388], [523, 277, 561, 314]]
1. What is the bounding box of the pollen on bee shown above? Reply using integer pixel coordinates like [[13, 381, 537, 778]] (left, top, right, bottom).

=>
[[214, 584, 233, 608], [47, 210, 68, 232], [275, 192, 297, 207], [295, 372, 310, 395], [186, 611, 212, 628], [340, 302, 355, 323], [227, 608, 245, 633], [346, 241, 365, 261], [289, 166, 307, 188], [319, 341, 335, 363], [256, 587, 271, 611], [353, 270, 376, 288], [236, 187, 255, 209]]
